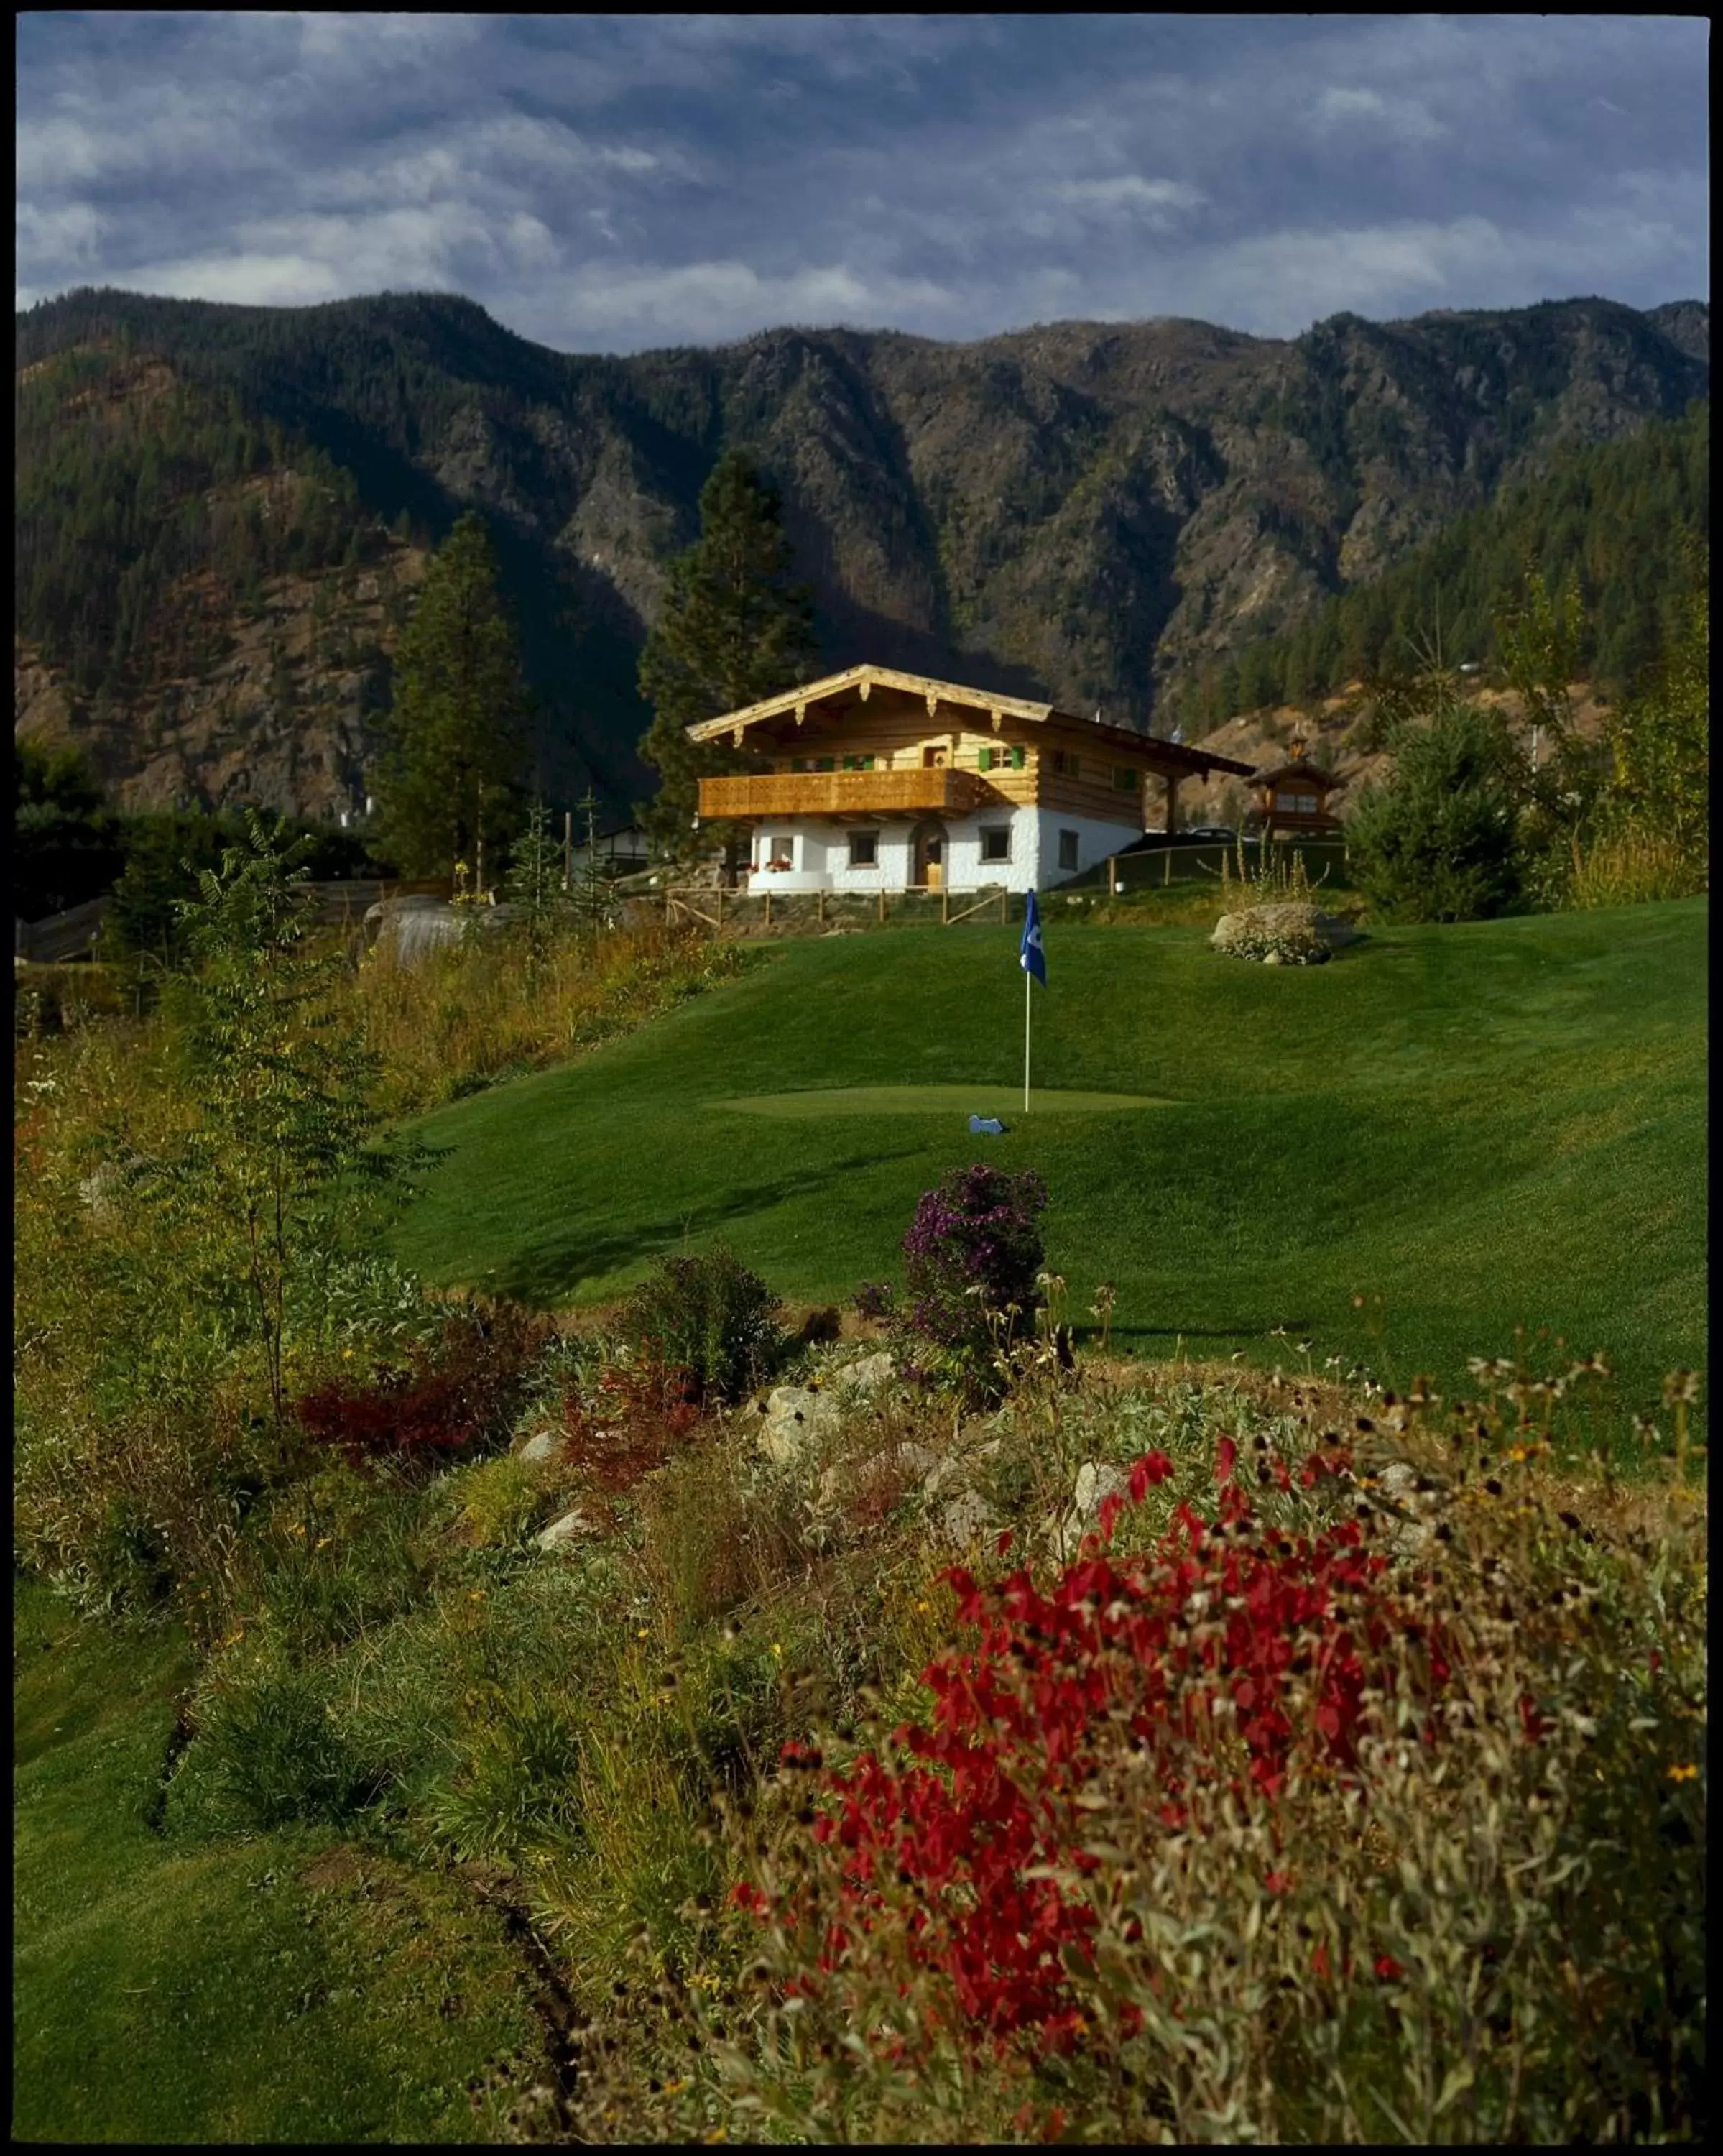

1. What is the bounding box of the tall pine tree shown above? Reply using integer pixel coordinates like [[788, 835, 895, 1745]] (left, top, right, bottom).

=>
[[372, 511, 530, 883], [636, 450, 819, 863]]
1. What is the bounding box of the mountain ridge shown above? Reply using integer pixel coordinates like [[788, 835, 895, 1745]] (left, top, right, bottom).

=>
[[14, 286, 1708, 823]]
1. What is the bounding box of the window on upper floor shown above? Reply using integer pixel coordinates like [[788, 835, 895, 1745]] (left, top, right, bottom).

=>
[[1113, 765, 1139, 793], [1052, 749, 1076, 778]]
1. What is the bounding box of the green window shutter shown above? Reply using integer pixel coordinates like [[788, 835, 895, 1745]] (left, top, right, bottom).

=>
[[1011, 745, 1026, 770], [979, 745, 994, 772]]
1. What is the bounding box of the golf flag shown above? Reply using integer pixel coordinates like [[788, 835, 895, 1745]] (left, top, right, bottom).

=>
[[1020, 889, 1047, 985]]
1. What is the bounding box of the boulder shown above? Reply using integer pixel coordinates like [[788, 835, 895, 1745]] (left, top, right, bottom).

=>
[[755, 1384, 842, 1467], [1211, 903, 1357, 965], [364, 898, 518, 969], [1060, 1460, 1130, 1557], [816, 1439, 938, 1511], [934, 1486, 998, 1552], [535, 1508, 595, 1552], [516, 1429, 563, 1466], [832, 1350, 897, 1399]]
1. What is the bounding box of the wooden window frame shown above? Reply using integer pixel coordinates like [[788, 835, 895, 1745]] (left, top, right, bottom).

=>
[[847, 830, 878, 869], [980, 826, 1011, 864]]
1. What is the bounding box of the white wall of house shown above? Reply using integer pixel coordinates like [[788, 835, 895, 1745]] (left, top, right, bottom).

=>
[[744, 802, 1145, 893]]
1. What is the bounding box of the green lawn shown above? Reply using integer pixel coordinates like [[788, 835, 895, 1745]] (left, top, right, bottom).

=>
[[392, 900, 1706, 1437], [12, 1580, 536, 2143]]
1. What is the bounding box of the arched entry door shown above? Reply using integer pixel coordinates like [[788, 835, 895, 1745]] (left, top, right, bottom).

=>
[[911, 819, 946, 892]]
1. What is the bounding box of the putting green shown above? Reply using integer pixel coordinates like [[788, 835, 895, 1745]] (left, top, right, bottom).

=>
[[715, 1084, 1173, 1118]]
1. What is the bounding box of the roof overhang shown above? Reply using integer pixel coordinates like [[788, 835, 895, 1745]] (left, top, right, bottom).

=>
[[684, 663, 1257, 779]]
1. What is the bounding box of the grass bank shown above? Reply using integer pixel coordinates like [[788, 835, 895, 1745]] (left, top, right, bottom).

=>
[[13, 1577, 538, 2142], [392, 899, 1706, 1447]]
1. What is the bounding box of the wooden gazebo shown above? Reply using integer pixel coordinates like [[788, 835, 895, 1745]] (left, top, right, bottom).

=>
[[1248, 735, 1346, 837]]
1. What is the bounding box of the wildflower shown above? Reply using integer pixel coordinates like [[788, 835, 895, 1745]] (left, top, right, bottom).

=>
[[1374, 1953, 1405, 1981], [1667, 1763, 1698, 1782], [637, 1626, 652, 1639], [771, 1642, 783, 1658]]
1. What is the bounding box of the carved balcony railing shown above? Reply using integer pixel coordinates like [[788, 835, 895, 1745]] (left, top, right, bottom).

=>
[[697, 768, 1002, 820]]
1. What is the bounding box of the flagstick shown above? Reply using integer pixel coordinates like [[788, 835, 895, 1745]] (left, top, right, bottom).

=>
[[1024, 962, 1032, 1113]]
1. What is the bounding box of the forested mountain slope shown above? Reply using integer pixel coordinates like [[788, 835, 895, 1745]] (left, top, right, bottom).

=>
[[14, 287, 1707, 821]]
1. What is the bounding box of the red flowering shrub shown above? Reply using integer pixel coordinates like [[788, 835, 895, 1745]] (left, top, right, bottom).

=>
[[763, 1438, 1456, 2049], [558, 1357, 703, 1499], [295, 1302, 550, 1470]]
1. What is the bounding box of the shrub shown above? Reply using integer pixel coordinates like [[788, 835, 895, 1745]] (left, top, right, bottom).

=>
[[451, 1451, 555, 1550], [1347, 700, 1528, 921], [293, 1300, 551, 1470], [616, 1246, 783, 1406], [420, 1685, 586, 1860], [713, 1413, 1706, 2144], [900, 1164, 1049, 1388], [851, 1280, 896, 1322], [555, 1358, 705, 1508], [167, 1653, 379, 1835], [1568, 822, 1707, 908]]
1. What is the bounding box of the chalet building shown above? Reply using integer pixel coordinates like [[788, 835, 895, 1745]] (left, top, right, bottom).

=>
[[687, 665, 1256, 895], [1247, 736, 1346, 838], [569, 820, 650, 877]]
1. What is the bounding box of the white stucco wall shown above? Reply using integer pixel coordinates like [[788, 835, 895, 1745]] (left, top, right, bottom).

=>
[[743, 801, 1145, 893]]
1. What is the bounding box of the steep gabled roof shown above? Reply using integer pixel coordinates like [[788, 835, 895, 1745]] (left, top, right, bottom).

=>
[[1253, 755, 1346, 792], [684, 663, 1257, 779]]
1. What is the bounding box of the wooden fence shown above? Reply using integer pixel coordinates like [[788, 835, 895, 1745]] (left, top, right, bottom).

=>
[[1101, 837, 1349, 893], [660, 884, 1012, 933]]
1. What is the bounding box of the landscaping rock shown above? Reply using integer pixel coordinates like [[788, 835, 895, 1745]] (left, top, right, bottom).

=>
[[78, 1163, 122, 1220], [1060, 1460, 1130, 1556], [1211, 903, 1357, 966], [755, 1384, 842, 1467], [364, 897, 518, 969], [833, 1350, 897, 1399], [934, 1486, 998, 1552], [535, 1508, 595, 1552], [816, 1439, 938, 1510]]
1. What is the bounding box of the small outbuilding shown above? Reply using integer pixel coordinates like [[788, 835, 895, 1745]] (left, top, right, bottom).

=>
[[1247, 736, 1346, 837]]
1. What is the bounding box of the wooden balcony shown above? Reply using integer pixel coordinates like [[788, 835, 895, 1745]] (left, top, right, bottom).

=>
[[698, 768, 1002, 821]]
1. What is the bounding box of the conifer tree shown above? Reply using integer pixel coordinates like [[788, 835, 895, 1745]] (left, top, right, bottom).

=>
[[636, 450, 819, 862], [504, 797, 576, 972], [372, 512, 530, 883]]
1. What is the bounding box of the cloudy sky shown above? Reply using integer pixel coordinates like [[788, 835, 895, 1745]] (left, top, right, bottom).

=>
[[16, 12, 1709, 355]]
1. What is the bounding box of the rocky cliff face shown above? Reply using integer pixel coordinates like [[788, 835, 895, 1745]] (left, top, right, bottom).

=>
[[14, 288, 1707, 819]]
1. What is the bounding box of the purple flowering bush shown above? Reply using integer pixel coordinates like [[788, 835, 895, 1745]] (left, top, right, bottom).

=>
[[900, 1164, 1049, 1394]]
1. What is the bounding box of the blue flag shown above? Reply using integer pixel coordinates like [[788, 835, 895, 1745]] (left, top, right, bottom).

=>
[[1020, 889, 1047, 985]]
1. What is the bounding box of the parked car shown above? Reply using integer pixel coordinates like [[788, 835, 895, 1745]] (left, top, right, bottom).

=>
[[1183, 825, 1239, 843]]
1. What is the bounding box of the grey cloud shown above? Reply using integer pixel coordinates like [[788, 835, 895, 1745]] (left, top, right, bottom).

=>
[[16, 14, 1709, 348]]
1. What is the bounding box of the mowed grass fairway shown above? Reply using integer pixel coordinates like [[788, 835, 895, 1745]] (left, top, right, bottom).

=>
[[392, 899, 1706, 1437]]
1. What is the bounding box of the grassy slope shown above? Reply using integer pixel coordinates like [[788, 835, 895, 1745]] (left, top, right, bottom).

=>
[[392, 900, 1706, 1434], [12, 1580, 535, 2143]]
